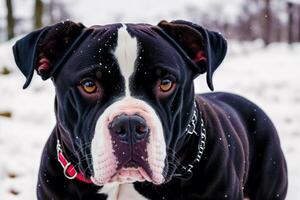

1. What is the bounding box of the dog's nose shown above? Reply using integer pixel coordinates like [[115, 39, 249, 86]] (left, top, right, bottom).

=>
[[109, 114, 149, 144]]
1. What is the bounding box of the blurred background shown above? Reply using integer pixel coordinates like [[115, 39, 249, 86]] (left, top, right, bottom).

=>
[[2, 0, 300, 44], [0, 0, 299, 199]]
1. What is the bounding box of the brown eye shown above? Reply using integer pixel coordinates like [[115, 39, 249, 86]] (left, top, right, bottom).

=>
[[159, 79, 173, 92], [81, 79, 97, 94]]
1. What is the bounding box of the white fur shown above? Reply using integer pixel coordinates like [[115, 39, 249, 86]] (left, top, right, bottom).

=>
[[91, 112, 118, 184], [100, 183, 148, 200], [113, 24, 138, 96], [91, 25, 166, 186], [91, 97, 166, 185]]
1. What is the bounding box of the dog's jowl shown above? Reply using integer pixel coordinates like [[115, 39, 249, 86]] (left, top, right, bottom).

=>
[[13, 20, 288, 200]]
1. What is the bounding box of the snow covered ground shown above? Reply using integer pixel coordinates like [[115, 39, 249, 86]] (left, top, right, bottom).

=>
[[0, 38, 299, 199]]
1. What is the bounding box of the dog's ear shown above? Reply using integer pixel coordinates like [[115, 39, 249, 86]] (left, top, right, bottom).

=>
[[13, 21, 87, 89], [156, 20, 227, 91]]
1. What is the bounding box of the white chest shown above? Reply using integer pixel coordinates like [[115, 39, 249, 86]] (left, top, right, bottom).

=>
[[100, 183, 148, 200]]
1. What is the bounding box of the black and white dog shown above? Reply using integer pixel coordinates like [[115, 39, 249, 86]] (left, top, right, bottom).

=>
[[13, 20, 288, 200]]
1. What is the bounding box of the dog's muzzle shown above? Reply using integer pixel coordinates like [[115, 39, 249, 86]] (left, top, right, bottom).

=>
[[91, 97, 166, 185]]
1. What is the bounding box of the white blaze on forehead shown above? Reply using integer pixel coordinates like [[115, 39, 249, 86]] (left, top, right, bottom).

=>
[[113, 24, 138, 96]]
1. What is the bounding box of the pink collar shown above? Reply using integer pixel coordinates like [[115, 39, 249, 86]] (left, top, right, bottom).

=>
[[56, 140, 93, 184]]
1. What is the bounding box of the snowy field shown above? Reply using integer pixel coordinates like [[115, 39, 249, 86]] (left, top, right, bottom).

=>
[[0, 1, 299, 198], [0, 37, 299, 199]]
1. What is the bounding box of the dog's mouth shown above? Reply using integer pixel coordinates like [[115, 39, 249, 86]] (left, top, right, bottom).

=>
[[91, 160, 162, 185], [110, 167, 151, 183]]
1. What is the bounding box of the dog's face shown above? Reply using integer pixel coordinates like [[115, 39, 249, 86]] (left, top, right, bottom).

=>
[[55, 24, 194, 185], [13, 20, 226, 185]]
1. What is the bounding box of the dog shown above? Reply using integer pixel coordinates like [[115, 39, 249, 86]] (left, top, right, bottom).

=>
[[13, 20, 288, 200]]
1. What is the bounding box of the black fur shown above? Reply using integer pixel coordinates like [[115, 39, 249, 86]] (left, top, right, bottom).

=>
[[13, 20, 287, 200]]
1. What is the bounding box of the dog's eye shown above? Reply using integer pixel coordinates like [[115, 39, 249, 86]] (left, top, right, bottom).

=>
[[80, 79, 97, 94], [159, 79, 174, 92]]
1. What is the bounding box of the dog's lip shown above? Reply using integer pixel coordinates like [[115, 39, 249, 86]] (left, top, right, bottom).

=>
[[91, 167, 154, 185], [111, 167, 152, 183]]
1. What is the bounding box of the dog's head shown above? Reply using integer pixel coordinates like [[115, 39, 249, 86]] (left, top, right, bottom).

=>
[[13, 20, 226, 185]]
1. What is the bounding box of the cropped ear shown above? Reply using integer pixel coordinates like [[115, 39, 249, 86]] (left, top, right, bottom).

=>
[[156, 20, 227, 91], [13, 21, 88, 89]]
